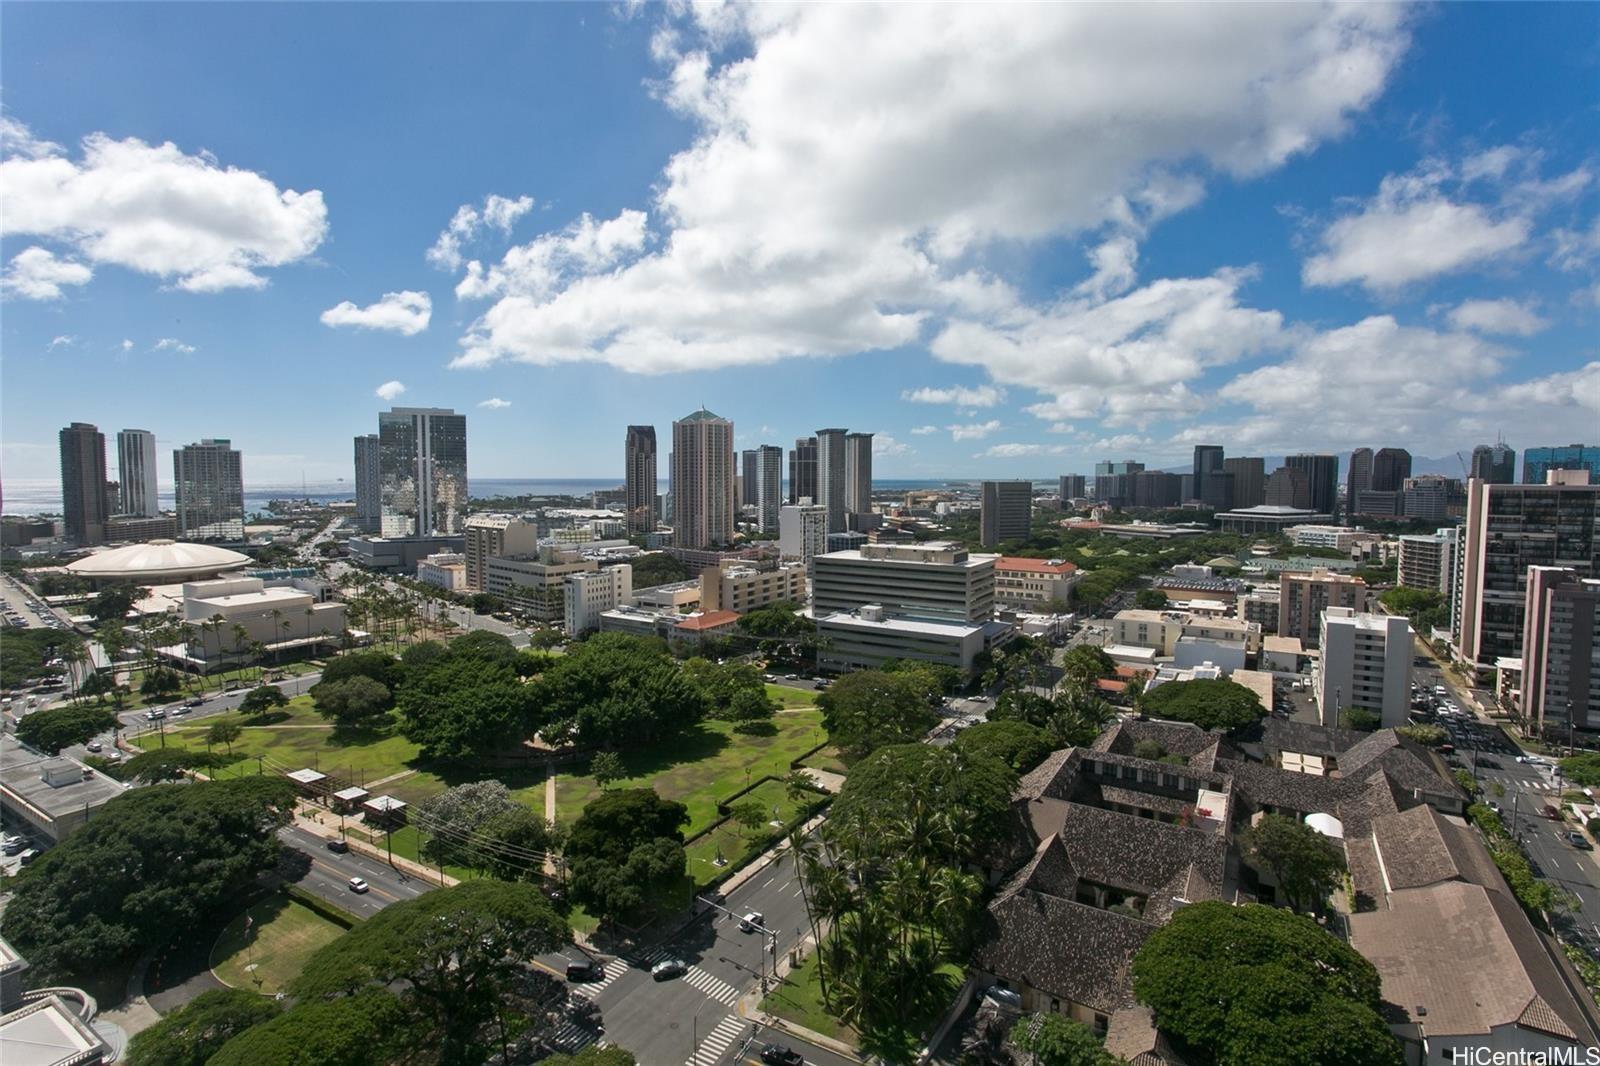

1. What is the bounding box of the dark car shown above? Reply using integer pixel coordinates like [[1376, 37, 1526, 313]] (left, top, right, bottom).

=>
[[1545, 805, 1563, 820], [1568, 832, 1593, 851], [567, 959, 606, 982], [760, 1044, 804, 1066], [326, 837, 350, 853]]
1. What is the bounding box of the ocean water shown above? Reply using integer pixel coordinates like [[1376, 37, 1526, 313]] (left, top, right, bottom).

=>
[[0, 475, 1007, 516]]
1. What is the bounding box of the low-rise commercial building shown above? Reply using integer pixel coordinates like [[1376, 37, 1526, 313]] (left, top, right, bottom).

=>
[[484, 548, 597, 622], [181, 576, 347, 666], [631, 579, 701, 613], [1110, 609, 1186, 656], [346, 534, 465, 574], [416, 552, 467, 593], [564, 564, 633, 636], [816, 605, 1010, 678], [0, 736, 128, 843], [993, 556, 1079, 610], [1316, 607, 1412, 728], [1286, 524, 1380, 553], [701, 561, 806, 614]]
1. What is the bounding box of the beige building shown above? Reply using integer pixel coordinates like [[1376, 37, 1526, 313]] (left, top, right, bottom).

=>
[[1278, 568, 1368, 647], [484, 548, 596, 621], [1521, 567, 1600, 737], [993, 556, 1079, 610], [1183, 615, 1261, 655], [416, 552, 467, 593], [182, 577, 347, 666], [1110, 609, 1186, 656], [701, 562, 807, 614], [463, 514, 541, 592]]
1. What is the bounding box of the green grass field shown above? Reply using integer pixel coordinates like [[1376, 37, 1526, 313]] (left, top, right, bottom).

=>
[[683, 777, 816, 885], [760, 950, 856, 1043], [211, 896, 345, 994], [766, 684, 820, 708], [553, 708, 827, 831]]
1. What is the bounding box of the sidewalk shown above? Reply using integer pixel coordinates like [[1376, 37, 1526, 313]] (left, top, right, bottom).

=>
[[290, 805, 454, 885]]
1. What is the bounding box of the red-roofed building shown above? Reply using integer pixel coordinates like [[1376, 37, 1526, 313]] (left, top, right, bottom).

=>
[[667, 609, 740, 647], [995, 556, 1080, 609]]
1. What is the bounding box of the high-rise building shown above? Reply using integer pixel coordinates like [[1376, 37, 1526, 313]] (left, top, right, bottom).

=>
[[1058, 475, 1087, 504], [778, 503, 828, 566], [1131, 471, 1183, 508], [816, 428, 848, 533], [980, 480, 1032, 547], [174, 439, 244, 539], [59, 422, 108, 546], [671, 408, 736, 549], [1398, 531, 1454, 596], [1286, 454, 1338, 516], [1454, 477, 1600, 669], [1523, 444, 1600, 486], [463, 514, 541, 592], [741, 449, 758, 511], [1402, 476, 1455, 522], [1372, 447, 1412, 492], [1316, 607, 1412, 729], [789, 436, 818, 505], [378, 407, 468, 536], [625, 425, 658, 534], [1223, 457, 1265, 510], [1470, 442, 1517, 484], [844, 432, 873, 519], [1521, 568, 1600, 736], [1346, 447, 1373, 522], [1279, 569, 1368, 646], [565, 565, 633, 636], [753, 445, 783, 534], [1192, 445, 1229, 509], [116, 429, 159, 518], [1264, 466, 1311, 509], [1093, 460, 1143, 502], [354, 433, 381, 532]]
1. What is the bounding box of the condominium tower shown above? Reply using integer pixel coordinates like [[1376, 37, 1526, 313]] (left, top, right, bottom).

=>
[[789, 436, 818, 506], [116, 429, 160, 518], [354, 433, 381, 532], [755, 445, 783, 534], [378, 407, 468, 536], [671, 408, 736, 549], [174, 438, 244, 539], [624, 425, 658, 534], [844, 432, 873, 519], [59, 422, 108, 546], [816, 428, 848, 533]]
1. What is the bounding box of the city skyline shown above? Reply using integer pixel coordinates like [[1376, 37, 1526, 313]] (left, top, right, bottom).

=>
[[2, 4, 1597, 488]]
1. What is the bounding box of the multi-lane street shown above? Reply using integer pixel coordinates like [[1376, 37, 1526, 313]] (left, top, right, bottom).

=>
[[276, 823, 435, 918]]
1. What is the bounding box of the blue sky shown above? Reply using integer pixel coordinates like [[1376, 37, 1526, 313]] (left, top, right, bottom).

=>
[[2, 2, 1596, 490]]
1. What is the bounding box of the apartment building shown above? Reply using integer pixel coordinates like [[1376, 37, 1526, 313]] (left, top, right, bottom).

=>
[[778, 504, 829, 566], [701, 562, 807, 614], [1521, 567, 1600, 737], [1279, 569, 1368, 647], [463, 515, 542, 593], [1316, 607, 1412, 728], [1398, 531, 1453, 595]]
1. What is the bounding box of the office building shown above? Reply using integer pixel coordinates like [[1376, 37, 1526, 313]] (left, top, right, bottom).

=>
[[1058, 475, 1087, 504], [789, 436, 817, 505], [1216, 504, 1328, 535], [1470, 442, 1517, 484], [1263, 466, 1311, 509], [701, 561, 806, 614], [1289, 525, 1380, 553], [1279, 568, 1368, 647], [173, 438, 244, 540], [1372, 447, 1411, 492], [1402, 475, 1453, 522], [346, 534, 464, 573], [1223, 457, 1266, 510], [1346, 447, 1373, 521], [1523, 445, 1600, 486], [1112, 609, 1187, 656], [815, 428, 849, 533], [58, 422, 108, 546], [1192, 445, 1230, 510], [813, 542, 1008, 677], [565, 564, 633, 636], [485, 547, 597, 621], [1522, 569, 1599, 736], [106, 514, 179, 544], [1316, 608, 1412, 729], [1455, 477, 1600, 669], [624, 425, 658, 535], [1398, 531, 1454, 595], [378, 407, 468, 536], [116, 429, 159, 518], [461, 515, 540, 592], [755, 445, 783, 534], [844, 432, 874, 520], [1285, 454, 1338, 516], [1131, 471, 1184, 509], [980, 480, 1032, 547], [416, 552, 467, 592], [993, 556, 1079, 610], [1094, 460, 1143, 502], [779, 503, 828, 566], [670, 408, 736, 549], [740, 449, 758, 511], [354, 433, 381, 532]]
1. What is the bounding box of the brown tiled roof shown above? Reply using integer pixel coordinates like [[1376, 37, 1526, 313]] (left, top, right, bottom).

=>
[[1371, 803, 1462, 890], [975, 889, 1153, 1014], [1051, 804, 1227, 901], [675, 609, 739, 631], [1104, 1005, 1186, 1066]]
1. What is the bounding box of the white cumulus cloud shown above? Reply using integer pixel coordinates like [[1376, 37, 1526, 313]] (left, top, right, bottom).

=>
[[48, 335, 75, 349], [1, 119, 326, 293], [872, 435, 913, 457], [3, 246, 92, 300], [320, 290, 433, 336], [948, 420, 1002, 442], [478, 397, 512, 409], [976, 443, 1067, 459], [909, 425, 939, 436], [427, 193, 536, 271], [375, 380, 407, 401], [902, 384, 1006, 408], [153, 337, 196, 354], [1445, 298, 1548, 336], [119, 338, 133, 352]]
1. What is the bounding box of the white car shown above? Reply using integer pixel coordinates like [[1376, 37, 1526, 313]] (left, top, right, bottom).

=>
[[86, 740, 102, 752], [739, 911, 765, 933], [348, 877, 370, 894]]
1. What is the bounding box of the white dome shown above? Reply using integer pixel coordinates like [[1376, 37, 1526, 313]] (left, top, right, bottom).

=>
[[66, 539, 251, 582], [1304, 812, 1345, 839]]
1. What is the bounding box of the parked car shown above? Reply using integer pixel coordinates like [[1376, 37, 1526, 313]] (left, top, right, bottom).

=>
[[739, 911, 765, 933], [348, 877, 370, 894], [567, 959, 606, 982], [760, 1045, 805, 1066], [651, 958, 688, 981], [85, 740, 102, 752], [1, 835, 25, 856]]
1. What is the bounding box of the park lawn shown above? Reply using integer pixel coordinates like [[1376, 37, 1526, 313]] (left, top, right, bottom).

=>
[[553, 708, 827, 831], [800, 745, 851, 776], [684, 777, 817, 887], [211, 896, 345, 995], [767, 684, 819, 708], [380, 762, 550, 811]]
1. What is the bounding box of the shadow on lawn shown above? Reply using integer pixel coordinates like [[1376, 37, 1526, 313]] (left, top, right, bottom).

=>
[[603, 722, 732, 777]]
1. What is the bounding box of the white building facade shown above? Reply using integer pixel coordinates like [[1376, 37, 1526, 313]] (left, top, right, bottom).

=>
[[1316, 607, 1412, 728]]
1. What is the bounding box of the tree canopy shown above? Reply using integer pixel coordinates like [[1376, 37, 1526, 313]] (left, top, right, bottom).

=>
[[949, 720, 1053, 774], [683, 656, 766, 718], [565, 788, 689, 924], [1011, 1012, 1124, 1066], [14, 704, 115, 754], [831, 744, 1016, 867], [397, 640, 542, 760], [319, 649, 404, 692], [818, 670, 939, 755], [310, 675, 393, 729], [533, 633, 705, 749], [1560, 752, 1600, 788], [415, 781, 520, 868], [1139, 678, 1264, 731], [87, 583, 145, 623], [1, 777, 296, 980], [119, 747, 230, 784], [209, 989, 410, 1066], [1132, 902, 1400, 1066], [126, 988, 281, 1066], [1239, 814, 1345, 913], [239, 684, 289, 717]]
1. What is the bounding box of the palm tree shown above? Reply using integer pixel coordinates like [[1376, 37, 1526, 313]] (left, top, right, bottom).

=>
[[230, 624, 250, 687], [269, 608, 284, 664]]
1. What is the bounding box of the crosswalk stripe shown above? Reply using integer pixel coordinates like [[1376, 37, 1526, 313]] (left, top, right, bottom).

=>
[[570, 958, 628, 1000], [547, 1020, 600, 1051], [686, 1014, 746, 1066], [682, 965, 741, 1005]]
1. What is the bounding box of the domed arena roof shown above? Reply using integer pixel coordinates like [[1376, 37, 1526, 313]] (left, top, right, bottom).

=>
[[65, 539, 251, 583]]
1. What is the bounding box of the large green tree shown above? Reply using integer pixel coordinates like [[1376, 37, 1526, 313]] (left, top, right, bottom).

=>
[[397, 647, 541, 760], [533, 633, 705, 749], [319, 649, 404, 692], [475, 806, 564, 882], [87, 583, 145, 623], [1239, 814, 1345, 913], [290, 880, 567, 1065], [126, 988, 281, 1066], [1, 777, 296, 980], [830, 744, 1016, 868], [1011, 1012, 1124, 1066], [949, 720, 1053, 774], [415, 781, 520, 869], [565, 788, 689, 924], [1138, 678, 1265, 732], [208, 989, 410, 1066], [310, 675, 393, 729], [817, 670, 939, 756], [683, 657, 766, 718], [14, 704, 115, 754], [238, 684, 288, 718], [1131, 902, 1401, 1066], [119, 748, 229, 784]]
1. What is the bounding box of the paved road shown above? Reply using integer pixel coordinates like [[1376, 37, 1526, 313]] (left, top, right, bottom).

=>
[[276, 824, 435, 918]]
